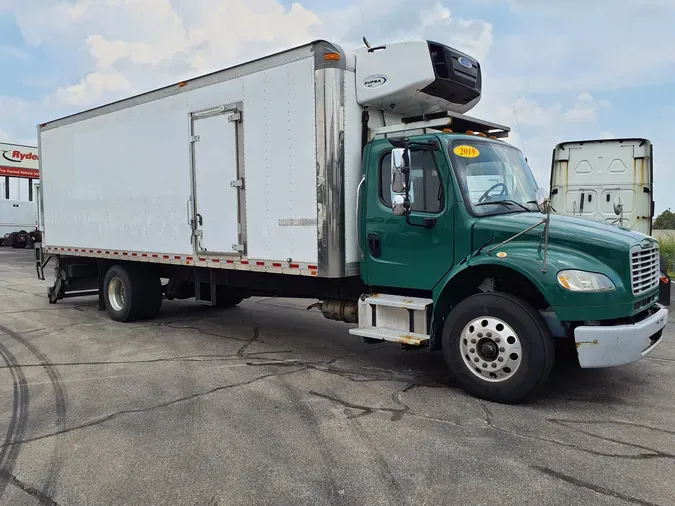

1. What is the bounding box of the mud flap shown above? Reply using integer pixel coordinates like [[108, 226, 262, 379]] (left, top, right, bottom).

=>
[[48, 267, 66, 304]]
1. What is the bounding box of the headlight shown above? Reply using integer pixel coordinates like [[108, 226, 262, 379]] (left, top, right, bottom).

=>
[[557, 270, 615, 292]]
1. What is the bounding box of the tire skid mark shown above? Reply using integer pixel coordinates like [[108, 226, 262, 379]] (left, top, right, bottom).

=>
[[278, 379, 341, 506], [0, 340, 29, 502], [0, 324, 67, 498]]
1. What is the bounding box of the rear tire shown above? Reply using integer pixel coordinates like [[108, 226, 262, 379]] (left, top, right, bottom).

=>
[[104, 264, 161, 322], [441, 292, 555, 404], [214, 286, 245, 309]]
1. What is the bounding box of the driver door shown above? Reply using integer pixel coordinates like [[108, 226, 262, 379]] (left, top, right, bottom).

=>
[[362, 142, 454, 291]]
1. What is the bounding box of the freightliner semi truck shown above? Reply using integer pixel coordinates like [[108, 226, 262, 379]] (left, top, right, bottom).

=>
[[34, 39, 669, 403]]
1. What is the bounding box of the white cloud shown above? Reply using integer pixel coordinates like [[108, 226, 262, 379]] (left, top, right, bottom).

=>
[[53, 72, 133, 106], [563, 92, 611, 123]]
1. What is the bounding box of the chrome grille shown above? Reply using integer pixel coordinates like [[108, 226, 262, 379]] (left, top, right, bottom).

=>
[[631, 244, 660, 296]]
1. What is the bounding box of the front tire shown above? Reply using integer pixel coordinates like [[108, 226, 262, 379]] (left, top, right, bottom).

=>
[[441, 292, 555, 404]]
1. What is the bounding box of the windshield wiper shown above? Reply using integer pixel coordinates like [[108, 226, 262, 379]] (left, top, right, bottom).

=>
[[475, 200, 531, 212]]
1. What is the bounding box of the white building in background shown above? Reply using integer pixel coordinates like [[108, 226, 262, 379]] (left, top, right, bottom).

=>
[[0, 141, 40, 201]]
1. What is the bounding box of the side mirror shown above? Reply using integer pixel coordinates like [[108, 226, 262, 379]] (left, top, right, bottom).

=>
[[536, 187, 551, 215], [392, 194, 407, 216], [391, 147, 410, 194], [613, 196, 623, 216]]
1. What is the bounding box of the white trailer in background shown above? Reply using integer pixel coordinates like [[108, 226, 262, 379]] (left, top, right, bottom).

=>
[[550, 138, 654, 235], [550, 138, 669, 305], [0, 199, 37, 241]]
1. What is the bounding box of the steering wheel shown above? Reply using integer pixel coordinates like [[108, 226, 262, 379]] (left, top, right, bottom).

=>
[[478, 183, 507, 203]]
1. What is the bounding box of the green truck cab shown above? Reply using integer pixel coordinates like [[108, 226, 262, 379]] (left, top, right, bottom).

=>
[[354, 128, 668, 403]]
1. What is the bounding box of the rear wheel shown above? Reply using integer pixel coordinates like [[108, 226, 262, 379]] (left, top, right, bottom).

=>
[[104, 264, 162, 322], [214, 286, 246, 309], [441, 292, 555, 404]]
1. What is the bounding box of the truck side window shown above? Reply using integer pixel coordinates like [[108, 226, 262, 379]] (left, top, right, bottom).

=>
[[380, 150, 445, 213]]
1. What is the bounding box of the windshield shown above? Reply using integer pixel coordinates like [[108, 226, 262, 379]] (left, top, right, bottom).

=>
[[448, 138, 539, 216]]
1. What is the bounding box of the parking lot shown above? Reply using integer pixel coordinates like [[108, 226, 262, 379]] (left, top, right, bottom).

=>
[[0, 247, 673, 506]]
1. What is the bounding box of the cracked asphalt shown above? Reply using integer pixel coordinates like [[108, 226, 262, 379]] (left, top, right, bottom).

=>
[[0, 248, 674, 506]]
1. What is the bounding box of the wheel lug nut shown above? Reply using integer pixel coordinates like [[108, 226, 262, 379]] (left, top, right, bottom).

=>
[[471, 339, 477, 344], [499, 347, 505, 352], [495, 338, 500, 343], [498, 357, 504, 362], [477, 333, 483, 338], [491, 363, 497, 368], [482, 363, 488, 368], [487, 332, 492, 338], [470, 348, 475, 353], [474, 357, 479, 363]]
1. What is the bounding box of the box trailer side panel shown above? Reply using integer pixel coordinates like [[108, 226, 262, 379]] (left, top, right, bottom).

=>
[[40, 50, 320, 264], [550, 138, 653, 235], [241, 57, 317, 262]]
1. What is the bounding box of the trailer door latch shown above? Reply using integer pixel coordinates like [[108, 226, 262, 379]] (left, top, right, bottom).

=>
[[230, 179, 243, 188], [228, 112, 241, 123], [232, 244, 245, 253], [190, 135, 200, 143]]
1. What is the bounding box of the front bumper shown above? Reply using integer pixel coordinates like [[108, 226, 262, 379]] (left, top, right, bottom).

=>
[[574, 304, 669, 368]]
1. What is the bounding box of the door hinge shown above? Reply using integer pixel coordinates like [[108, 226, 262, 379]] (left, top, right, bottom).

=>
[[232, 243, 245, 253], [191, 135, 201, 143], [230, 179, 244, 188], [228, 112, 242, 123]]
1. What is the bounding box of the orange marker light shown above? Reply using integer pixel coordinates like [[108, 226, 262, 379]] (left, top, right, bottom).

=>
[[178, 81, 187, 88], [324, 53, 340, 61], [442, 128, 453, 133]]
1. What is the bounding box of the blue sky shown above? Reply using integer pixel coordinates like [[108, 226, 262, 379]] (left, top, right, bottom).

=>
[[0, 0, 674, 214]]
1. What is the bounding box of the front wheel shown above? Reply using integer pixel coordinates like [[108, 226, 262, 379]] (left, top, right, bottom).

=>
[[441, 292, 555, 404]]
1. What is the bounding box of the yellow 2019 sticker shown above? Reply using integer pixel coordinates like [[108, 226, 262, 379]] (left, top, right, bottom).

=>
[[453, 145, 480, 158]]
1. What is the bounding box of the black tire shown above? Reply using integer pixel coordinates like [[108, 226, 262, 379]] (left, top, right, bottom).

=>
[[214, 286, 245, 309], [103, 264, 147, 322], [441, 292, 555, 404], [11, 234, 25, 249]]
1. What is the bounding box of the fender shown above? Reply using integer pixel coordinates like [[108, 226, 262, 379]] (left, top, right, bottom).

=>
[[429, 241, 632, 349]]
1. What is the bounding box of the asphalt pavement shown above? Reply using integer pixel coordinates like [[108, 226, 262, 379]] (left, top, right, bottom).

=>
[[0, 247, 674, 506]]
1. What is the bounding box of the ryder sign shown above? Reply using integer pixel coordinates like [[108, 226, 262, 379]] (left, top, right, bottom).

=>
[[0, 142, 39, 178]]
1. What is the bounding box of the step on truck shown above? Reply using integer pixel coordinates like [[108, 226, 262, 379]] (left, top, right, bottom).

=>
[[35, 39, 669, 403]]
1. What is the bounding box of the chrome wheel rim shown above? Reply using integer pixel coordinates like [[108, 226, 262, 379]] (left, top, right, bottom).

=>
[[459, 316, 522, 383], [108, 276, 126, 312]]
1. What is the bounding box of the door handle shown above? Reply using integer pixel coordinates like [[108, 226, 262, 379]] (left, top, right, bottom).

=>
[[367, 233, 381, 258], [187, 197, 193, 225]]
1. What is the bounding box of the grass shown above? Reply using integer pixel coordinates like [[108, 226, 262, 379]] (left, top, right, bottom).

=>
[[660, 237, 675, 277]]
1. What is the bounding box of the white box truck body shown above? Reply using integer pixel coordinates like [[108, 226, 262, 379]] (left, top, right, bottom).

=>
[[39, 39, 478, 278]]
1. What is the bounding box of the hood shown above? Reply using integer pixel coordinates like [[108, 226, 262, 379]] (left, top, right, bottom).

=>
[[473, 212, 655, 277]]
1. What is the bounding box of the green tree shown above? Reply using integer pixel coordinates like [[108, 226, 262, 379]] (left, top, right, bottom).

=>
[[654, 209, 675, 230]]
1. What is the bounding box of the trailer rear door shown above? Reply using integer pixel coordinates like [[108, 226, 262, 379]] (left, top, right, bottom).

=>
[[550, 138, 653, 235], [189, 105, 244, 255]]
